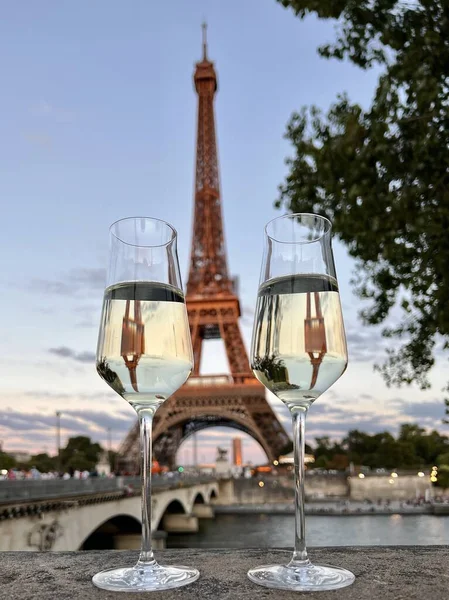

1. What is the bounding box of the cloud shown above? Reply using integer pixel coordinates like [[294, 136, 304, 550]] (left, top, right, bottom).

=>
[[306, 415, 395, 437], [265, 387, 426, 441], [0, 407, 134, 443], [389, 398, 446, 422], [345, 325, 387, 363], [60, 409, 134, 435], [30, 267, 106, 297], [31, 99, 75, 124], [23, 132, 53, 148], [73, 304, 101, 328], [22, 390, 115, 402], [49, 346, 96, 363]]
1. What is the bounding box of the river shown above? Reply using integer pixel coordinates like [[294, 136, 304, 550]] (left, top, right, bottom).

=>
[[167, 513, 449, 548]]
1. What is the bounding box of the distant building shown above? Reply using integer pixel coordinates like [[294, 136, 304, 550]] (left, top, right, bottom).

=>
[[95, 452, 111, 476], [232, 437, 242, 466], [8, 451, 31, 463]]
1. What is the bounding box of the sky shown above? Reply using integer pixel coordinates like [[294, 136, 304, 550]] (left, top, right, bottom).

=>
[[0, 1, 447, 466]]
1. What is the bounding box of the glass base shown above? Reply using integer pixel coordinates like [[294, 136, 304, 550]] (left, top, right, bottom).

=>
[[247, 562, 355, 592], [92, 562, 200, 592]]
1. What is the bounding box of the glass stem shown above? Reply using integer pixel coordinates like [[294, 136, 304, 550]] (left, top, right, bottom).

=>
[[137, 409, 156, 566], [289, 406, 310, 566]]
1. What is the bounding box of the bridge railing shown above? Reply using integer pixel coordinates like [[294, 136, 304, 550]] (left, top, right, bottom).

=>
[[0, 475, 216, 503]]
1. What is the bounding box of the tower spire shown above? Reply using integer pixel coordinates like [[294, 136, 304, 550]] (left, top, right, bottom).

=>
[[116, 33, 291, 472], [202, 22, 208, 60], [188, 27, 227, 298]]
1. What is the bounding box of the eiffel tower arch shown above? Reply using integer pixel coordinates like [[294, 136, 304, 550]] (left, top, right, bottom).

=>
[[118, 26, 290, 470]]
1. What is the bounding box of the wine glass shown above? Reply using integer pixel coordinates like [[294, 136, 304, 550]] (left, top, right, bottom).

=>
[[93, 217, 199, 592], [249, 213, 355, 591]]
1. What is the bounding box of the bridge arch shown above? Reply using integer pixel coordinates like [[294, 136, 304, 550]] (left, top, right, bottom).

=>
[[79, 513, 141, 550], [155, 499, 189, 530], [155, 415, 274, 469], [209, 489, 217, 502], [192, 492, 206, 505], [50, 495, 142, 552]]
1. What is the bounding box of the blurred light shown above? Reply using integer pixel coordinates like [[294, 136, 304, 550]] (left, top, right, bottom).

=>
[[273, 460, 279, 466], [0, 469, 7, 476], [258, 481, 265, 488], [389, 479, 394, 484], [430, 476, 438, 483], [178, 466, 184, 473], [391, 472, 398, 478], [417, 472, 425, 477], [358, 473, 365, 479]]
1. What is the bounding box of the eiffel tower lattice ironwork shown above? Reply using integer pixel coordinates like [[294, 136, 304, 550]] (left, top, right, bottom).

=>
[[118, 26, 290, 470]]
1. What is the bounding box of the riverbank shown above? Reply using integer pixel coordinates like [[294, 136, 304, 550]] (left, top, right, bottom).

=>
[[214, 501, 449, 516]]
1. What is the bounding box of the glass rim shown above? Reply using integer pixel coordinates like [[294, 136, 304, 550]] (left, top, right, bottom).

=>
[[265, 212, 332, 245], [109, 216, 177, 249]]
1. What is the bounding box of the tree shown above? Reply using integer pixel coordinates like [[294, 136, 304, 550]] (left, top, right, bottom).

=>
[[275, 0, 449, 412], [314, 436, 348, 468], [436, 465, 449, 489], [0, 452, 16, 470], [437, 452, 449, 466], [343, 430, 380, 465], [314, 455, 329, 468], [398, 424, 426, 442], [59, 436, 103, 472], [28, 453, 57, 473], [413, 430, 449, 463], [309, 423, 448, 469]]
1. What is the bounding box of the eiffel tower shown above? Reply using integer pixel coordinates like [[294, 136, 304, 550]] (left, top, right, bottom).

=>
[[118, 26, 290, 470]]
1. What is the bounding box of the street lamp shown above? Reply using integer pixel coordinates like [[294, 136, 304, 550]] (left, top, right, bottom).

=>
[[56, 411, 61, 473], [107, 427, 112, 470]]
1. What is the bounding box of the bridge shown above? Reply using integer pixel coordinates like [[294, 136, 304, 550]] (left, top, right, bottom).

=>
[[0, 477, 220, 552]]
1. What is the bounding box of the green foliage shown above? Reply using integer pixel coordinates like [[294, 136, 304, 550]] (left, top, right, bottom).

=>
[[28, 453, 57, 473], [275, 0, 449, 405], [436, 452, 449, 466], [314, 455, 329, 469], [97, 357, 125, 396], [0, 452, 16, 470], [313, 436, 348, 469], [59, 436, 103, 472], [436, 465, 449, 488], [312, 424, 448, 469]]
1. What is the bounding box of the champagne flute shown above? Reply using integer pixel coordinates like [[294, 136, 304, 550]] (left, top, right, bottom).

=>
[[249, 213, 355, 591], [93, 217, 199, 592]]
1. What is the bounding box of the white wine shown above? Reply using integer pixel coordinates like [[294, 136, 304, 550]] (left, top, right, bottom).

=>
[[251, 274, 347, 409], [97, 281, 193, 407]]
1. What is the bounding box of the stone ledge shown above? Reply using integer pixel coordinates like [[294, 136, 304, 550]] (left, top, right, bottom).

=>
[[0, 547, 448, 600]]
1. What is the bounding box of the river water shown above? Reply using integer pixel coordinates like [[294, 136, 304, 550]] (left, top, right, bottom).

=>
[[167, 513, 449, 548]]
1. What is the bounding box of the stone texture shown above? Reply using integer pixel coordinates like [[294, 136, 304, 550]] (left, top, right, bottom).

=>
[[0, 547, 448, 600]]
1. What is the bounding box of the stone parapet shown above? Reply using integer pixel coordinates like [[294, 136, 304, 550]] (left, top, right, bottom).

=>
[[0, 546, 448, 599]]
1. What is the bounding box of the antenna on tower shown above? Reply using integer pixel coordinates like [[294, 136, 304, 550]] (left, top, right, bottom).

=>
[[202, 21, 208, 60]]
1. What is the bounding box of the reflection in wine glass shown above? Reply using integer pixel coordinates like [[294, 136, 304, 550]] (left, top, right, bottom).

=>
[[92, 217, 199, 592], [248, 213, 354, 592], [121, 300, 145, 392]]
